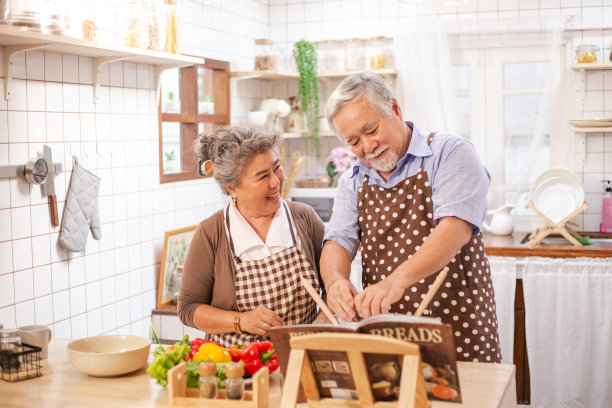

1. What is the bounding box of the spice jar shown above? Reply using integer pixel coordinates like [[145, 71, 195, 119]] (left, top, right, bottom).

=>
[[368, 36, 386, 69], [575, 44, 599, 63], [344, 38, 362, 72], [9, 0, 40, 31], [255, 39, 277, 71], [162, 0, 179, 53], [0, 328, 22, 373], [224, 362, 245, 400], [119, 0, 149, 48], [146, 0, 161, 51], [199, 361, 218, 399], [41, 0, 69, 36]]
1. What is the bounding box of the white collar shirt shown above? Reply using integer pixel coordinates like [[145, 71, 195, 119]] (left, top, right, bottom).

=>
[[225, 200, 300, 262]]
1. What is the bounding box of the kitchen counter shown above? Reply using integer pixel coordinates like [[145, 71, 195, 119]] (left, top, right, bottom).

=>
[[0, 339, 516, 408], [483, 232, 612, 258]]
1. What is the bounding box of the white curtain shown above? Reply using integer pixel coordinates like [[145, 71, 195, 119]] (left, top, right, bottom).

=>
[[522, 257, 612, 408], [488, 256, 518, 365], [393, 20, 460, 136]]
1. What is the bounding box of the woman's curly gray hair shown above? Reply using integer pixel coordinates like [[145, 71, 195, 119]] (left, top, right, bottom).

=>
[[194, 125, 282, 194]]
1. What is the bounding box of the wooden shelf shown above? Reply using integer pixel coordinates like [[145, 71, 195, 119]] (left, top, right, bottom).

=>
[[231, 68, 397, 81], [283, 131, 335, 139], [570, 126, 612, 132], [570, 62, 612, 71], [0, 25, 203, 66]]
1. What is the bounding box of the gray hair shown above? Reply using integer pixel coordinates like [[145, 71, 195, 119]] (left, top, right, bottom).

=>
[[194, 125, 282, 194], [326, 72, 395, 135]]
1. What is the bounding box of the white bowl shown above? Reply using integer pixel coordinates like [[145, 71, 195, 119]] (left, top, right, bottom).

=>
[[67, 335, 151, 377]]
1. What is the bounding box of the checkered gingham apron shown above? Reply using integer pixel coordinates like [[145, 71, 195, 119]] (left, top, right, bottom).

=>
[[208, 202, 319, 348], [358, 132, 501, 363]]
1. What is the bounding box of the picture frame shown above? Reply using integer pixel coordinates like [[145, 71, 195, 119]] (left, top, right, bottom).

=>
[[157, 225, 197, 308]]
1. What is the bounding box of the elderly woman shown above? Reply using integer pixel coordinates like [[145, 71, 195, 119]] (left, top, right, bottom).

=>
[[177, 125, 325, 348]]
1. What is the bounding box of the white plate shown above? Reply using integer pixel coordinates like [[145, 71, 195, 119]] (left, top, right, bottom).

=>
[[531, 177, 584, 223]]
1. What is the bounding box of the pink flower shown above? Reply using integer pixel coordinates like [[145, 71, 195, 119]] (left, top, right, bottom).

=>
[[326, 147, 358, 178]]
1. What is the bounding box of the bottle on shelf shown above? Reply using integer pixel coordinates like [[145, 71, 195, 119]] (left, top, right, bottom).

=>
[[162, 0, 179, 53], [344, 37, 362, 72], [368, 35, 386, 69], [254, 38, 277, 71], [601, 180, 612, 233]]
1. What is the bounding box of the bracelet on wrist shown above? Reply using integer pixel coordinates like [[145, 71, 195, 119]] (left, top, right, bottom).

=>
[[233, 315, 242, 334]]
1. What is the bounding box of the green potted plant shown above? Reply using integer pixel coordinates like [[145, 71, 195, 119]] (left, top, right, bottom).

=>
[[293, 40, 320, 147], [164, 150, 178, 172], [198, 93, 215, 114], [165, 91, 178, 112]]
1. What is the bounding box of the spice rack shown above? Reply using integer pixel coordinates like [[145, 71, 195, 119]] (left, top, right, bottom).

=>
[[0, 25, 203, 104], [167, 363, 269, 408]]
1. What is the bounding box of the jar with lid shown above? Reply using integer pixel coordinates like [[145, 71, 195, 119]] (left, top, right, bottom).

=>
[[368, 36, 386, 69], [344, 38, 362, 72], [8, 0, 41, 31], [575, 44, 600, 63], [119, 0, 149, 48], [0, 0, 9, 25], [0, 328, 22, 373], [199, 361, 218, 399], [41, 0, 69, 36], [326, 40, 343, 72], [255, 39, 277, 71], [315, 40, 327, 73], [224, 362, 245, 400]]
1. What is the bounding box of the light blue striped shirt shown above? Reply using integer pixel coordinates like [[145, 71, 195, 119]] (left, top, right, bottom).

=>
[[324, 123, 490, 257]]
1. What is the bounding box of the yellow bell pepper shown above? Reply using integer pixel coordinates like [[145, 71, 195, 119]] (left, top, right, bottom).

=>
[[193, 342, 232, 363]]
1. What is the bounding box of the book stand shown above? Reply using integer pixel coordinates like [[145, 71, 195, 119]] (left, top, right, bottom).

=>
[[166, 363, 269, 408], [526, 200, 588, 246], [280, 333, 428, 408]]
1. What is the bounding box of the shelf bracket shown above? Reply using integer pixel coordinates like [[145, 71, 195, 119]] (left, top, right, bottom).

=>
[[3, 43, 50, 101], [577, 68, 586, 106], [154, 63, 191, 106], [92, 56, 133, 103]]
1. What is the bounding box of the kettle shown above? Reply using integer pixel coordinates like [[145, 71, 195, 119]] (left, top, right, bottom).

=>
[[483, 204, 514, 235]]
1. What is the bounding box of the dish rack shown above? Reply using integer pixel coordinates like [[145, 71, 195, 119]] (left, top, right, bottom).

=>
[[526, 200, 588, 246], [0, 343, 42, 382]]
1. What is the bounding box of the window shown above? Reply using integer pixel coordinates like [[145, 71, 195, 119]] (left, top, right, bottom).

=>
[[450, 45, 565, 215], [159, 58, 230, 183]]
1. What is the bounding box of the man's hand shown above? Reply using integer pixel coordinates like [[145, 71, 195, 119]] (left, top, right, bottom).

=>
[[354, 274, 404, 318], [326, 279, 358, 322]]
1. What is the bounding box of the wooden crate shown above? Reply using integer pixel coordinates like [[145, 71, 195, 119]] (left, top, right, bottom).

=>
[[167, 363, 269, 407]]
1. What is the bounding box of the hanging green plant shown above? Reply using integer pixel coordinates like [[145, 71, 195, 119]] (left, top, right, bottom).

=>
[[293, 40, 320, 147]]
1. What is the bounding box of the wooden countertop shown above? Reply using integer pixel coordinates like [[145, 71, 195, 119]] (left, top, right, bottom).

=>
[[483, 232, 612, 258], [0, 339, 516, 408]]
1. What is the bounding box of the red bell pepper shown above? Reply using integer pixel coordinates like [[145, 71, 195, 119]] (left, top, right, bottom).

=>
[[188, 338, 220, 361], [241, 341, 279, 376], [229, 344, 245, 362]]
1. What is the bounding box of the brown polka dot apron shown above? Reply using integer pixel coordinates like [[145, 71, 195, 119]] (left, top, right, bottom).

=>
[[357, 133, 501, 363], [207, 202, 319, 348]]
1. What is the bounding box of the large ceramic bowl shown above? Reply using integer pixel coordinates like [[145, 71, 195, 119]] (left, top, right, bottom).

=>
[[67, 335, 151, 377]]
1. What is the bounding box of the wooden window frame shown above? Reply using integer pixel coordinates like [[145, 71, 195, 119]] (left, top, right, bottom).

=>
[[158, 58, 230, 183]]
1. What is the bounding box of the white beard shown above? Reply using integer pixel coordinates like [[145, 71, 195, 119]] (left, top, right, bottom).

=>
[[366, 145, 399, 173]]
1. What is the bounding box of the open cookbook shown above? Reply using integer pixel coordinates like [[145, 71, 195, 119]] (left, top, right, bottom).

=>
[[269, 314, 462, 403]]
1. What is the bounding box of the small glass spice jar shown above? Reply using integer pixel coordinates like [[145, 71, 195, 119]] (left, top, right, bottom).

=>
[[255, 38, 277, 71], [224, 362, 245, 400], [344, 38, 362, 72], [368, 35, 386, 69], [575, 44, 599, 63], [0, 328, 22, 373], [199, 361, 218, 399]]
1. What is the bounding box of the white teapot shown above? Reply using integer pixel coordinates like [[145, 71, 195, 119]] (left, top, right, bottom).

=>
[[483, 204, 514, 235]]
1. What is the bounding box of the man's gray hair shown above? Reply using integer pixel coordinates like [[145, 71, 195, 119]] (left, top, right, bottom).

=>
[[193, 125, 282, 194], [326, 72, 395, 135]]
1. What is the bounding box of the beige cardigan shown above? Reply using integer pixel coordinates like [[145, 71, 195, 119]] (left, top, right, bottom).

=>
[[177, 201, 325, 328]]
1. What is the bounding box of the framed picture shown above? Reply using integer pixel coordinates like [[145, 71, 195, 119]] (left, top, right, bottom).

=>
[[157, 225, 197, 308]]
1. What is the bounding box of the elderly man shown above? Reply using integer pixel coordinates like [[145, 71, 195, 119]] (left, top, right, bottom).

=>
[[321, 72, 501, 363]]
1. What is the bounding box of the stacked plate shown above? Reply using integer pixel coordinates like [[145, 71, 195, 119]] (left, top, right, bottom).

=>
[[530, 168, 584, 224], [569, 118, 612, 128]]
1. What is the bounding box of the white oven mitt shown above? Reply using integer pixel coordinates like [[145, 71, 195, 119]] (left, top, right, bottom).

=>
[[59, 157, 101, 252]]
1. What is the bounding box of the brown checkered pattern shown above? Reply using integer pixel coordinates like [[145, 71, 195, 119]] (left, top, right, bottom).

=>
[[208, 245, 319, 348]]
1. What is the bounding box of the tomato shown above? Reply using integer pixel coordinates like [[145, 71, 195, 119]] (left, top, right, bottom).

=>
[[432, 384, 453, 400]]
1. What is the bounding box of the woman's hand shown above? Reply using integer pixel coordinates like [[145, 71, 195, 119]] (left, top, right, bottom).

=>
[[240, 306, 284, 336]]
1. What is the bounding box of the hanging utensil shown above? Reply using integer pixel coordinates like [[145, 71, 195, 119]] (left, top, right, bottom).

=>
[[42, 145, 59, 226]]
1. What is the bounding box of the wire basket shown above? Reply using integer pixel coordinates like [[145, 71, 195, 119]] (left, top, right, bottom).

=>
[[0, 343, 42, 382]]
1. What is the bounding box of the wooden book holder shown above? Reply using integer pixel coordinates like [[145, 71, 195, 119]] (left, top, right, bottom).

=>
[[167, 363, 269, 408], [526, 200, 588, 246], [280, 333, 428, 408]]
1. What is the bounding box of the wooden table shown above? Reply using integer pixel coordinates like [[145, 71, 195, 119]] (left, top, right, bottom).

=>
[[0, 340, 516, 408]]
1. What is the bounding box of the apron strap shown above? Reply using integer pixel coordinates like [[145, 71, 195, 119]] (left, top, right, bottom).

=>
[[419, 131, 437, 170], [226, 201, 297, 264]]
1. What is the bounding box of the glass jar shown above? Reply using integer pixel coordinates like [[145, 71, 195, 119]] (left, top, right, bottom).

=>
[[326, 40, 343, 72], [119, 0, 149, 48], [146, 0, 161, 51], [0, 328, 22, 373], [575, 44, 599, 64], [224, 363, 244, 400], [0, 0, 10, 25], [315, 40, 327, 73], [162, 0, 179, 53], [254, 38, 276, 71], [198, 361, 218, 399], [344, 38, 362, 72], [9, 0, 41, 31], [41, 0, 68, 36], [368, 35, 386, 69]]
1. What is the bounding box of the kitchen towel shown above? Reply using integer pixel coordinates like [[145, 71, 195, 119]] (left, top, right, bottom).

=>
[[59, 156, 101, 252]]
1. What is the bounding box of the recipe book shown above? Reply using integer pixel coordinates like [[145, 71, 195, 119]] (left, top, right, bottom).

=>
[[269, 314, 462, 403]]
